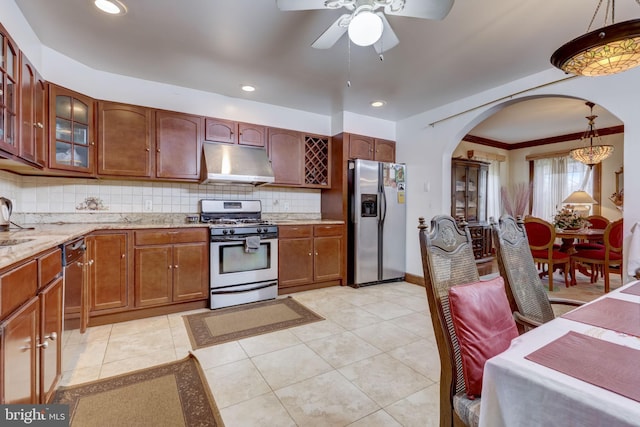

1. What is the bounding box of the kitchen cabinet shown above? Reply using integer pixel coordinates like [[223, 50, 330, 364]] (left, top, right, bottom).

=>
[[19, 53, 46, 166], [347, 134, 396, 162], [48, 84, 95, 174], [0, 24, 19, 155], [304, 134, 331, 188], [205, 118, 265, 147], [268, 127, 304, 186], [155, 110, 203, 181], [451, 159, 492, 262], [0, 247, 62, 404], [133, 228, 208, 307], [87, 232, 129, 313], [98, 101, 153, 177], [278, 224, 343, 292]]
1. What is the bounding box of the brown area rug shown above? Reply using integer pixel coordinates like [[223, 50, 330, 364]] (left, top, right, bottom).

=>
[[52, 353, 223, 427], [183, 297, 324, 349]]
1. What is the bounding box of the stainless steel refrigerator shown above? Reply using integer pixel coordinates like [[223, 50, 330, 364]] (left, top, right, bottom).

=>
[[348, 159, 406, 286]]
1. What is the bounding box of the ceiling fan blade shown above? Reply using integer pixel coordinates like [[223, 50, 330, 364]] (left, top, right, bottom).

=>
[[373, 13, 399, 54], [276, 0, 332, 11], [385, 0, 454, 20], [312, 14, 350, 49]]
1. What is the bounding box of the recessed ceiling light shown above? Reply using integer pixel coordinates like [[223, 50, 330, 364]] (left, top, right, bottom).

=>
[[241, 85, 256, 92], [94, 0, 127, 15], [371, 100, 386, 108]]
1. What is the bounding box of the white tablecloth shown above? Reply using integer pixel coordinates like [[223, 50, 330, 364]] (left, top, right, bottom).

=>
[[479, 281, 640, 427]]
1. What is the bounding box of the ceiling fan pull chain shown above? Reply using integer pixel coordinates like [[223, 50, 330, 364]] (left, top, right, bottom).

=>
[[347, 39, 351, 87]]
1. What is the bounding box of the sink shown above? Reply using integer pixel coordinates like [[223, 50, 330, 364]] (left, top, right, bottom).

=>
[[0, 238, 35, 247]]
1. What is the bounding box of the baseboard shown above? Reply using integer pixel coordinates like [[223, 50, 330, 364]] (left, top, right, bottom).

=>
[[404, 272, 425, 287]]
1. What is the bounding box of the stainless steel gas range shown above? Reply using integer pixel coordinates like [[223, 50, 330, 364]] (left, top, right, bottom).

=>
[[200, 199, 278, 309]]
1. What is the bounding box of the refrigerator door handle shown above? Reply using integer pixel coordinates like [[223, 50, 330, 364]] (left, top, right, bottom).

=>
[[380, 183, 387, 224]]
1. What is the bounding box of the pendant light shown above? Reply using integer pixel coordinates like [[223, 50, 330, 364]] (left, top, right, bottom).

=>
[[551, 0, 640, 76], [569, 102, 614, 168]]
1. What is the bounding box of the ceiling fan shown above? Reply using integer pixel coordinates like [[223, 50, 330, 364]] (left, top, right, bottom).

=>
[[276, 0, 454, 54]]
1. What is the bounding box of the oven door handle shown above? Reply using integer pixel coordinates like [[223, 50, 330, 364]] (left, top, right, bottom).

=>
[[210, 282, 277, 294]]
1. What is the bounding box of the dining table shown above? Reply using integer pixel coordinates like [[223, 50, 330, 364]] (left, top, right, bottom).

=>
[[479, 280, 640, 427], [555, 228, 606, 285]]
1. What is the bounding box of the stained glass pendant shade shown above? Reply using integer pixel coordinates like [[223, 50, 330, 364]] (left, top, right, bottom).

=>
[[570, 102, 614, 168]]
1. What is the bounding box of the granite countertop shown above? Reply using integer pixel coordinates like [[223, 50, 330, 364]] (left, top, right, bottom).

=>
[[0, 217, 344, 270]]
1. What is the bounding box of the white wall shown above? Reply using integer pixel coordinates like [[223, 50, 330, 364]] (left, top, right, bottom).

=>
[[398, 68, 640, 282]]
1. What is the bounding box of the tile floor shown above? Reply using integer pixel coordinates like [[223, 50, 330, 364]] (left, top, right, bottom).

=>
[[60, 269, 619, 426]]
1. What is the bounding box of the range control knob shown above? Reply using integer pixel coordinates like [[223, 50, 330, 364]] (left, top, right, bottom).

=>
[[229, 229, 235, 235], [222, 229, 228, 235]]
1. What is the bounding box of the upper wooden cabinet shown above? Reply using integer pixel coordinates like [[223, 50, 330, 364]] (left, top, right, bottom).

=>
[[204, 118, 265, 147], [304, 134, 331, 188], [268, 127, 304, 186], [347, 134, 396, 162], [98, 101, 153, 177], [155, 110, 203, 181], [48, 84, 95, 174], [18, 53, 47, 167], [0, 24, 19, 155]]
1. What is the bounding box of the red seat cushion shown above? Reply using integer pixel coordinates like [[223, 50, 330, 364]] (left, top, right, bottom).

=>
[[530, 249, 570, 261], [573, 249, 622, 261], [448, 276, 519, 399], [574, 242, 605, 251]]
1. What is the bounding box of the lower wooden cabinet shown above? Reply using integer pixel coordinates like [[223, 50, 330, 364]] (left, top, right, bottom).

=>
[[278, 224, 343, 293], [87, 232, 129, 313], [0, 248, 63, 404], [134, 228, 208, 308]]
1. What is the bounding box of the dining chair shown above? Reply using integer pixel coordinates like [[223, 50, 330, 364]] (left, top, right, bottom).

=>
[[574, 215, 610, 280], [418, 215, 481, 427], [571, 218, 623, 293], [491, 215, 584, 331], [523, 216, 570, 291]]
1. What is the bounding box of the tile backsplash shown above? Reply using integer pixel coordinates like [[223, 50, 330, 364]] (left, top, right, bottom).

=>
[[0, 171, 321, 216]]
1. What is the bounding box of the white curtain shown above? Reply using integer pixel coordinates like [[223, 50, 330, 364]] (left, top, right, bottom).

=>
[[532, 156, 593, 221], [487, 160, 501, 222]]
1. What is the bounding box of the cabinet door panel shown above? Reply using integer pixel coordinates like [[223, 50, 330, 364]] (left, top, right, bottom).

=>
[[19, 55, 36, 162], [268, 128, 303, 185], [135, 246, 173, 307], [89, 233, 128, 312], [1, 297, 38, 404], [34, 77, 47, 167], [314, 236, 342, 282], [348, 135, 374, 160], [278, 238, 313, 288], [204, 118, 236, 144], [238, 123, 265, 147], [374, 139, 395, 163], [39, 277, 62, 403], [156, 111, 202, 180], [172, 243, 208, 302], [98, 102, 152, 177]]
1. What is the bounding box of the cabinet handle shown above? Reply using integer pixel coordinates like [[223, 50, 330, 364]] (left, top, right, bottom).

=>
[[37, 122, 44, 128], [308, 252, 312, 256], [315, 252, 319, 256], [168, 265, 173, 269], [88, 259, 94, 265], [157, 148, 161, 152], [37, 341, 49, 349], [174, 265, 178, 268], [90, 141, 95, 146], [145, 148, 150, 152], [122, 254, 125, 258], [76, 261, 84, 268], [44, 332, 57, 341]]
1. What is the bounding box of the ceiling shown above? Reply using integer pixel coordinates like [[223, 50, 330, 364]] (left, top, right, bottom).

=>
[[14, 0, 635, 142]]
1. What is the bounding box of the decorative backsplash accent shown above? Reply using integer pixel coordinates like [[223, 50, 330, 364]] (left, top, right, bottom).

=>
[[76, 197, 107, 211]]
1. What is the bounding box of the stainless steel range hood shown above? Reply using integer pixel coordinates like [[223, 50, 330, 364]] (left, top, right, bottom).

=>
[[201, 142, 275, 186]]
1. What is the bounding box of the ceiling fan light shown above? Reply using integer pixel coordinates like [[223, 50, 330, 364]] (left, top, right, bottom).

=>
[[348, 11, 383, 46]]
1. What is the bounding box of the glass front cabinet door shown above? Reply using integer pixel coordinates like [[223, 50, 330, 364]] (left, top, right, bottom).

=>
[[49, 85, 95, 173], [451, 159, 489, 224], [0, 24, 18, 154]]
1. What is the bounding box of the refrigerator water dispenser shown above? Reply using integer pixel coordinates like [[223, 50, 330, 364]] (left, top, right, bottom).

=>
[[361, 194, 377, 217]]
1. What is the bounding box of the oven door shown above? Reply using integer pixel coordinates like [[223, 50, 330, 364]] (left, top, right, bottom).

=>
[[210, 238, 278, 287]]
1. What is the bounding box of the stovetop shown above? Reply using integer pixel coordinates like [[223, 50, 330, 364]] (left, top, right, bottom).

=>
[[200, 199, 277, 238]]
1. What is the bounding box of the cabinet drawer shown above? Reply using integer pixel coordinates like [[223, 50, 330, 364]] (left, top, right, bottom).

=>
[[39, 248, 62, 289], [1, 260, 38, 318], [314, 224, 343, 237], [135, 228, 208, 245], [278, 225, 313, 239]]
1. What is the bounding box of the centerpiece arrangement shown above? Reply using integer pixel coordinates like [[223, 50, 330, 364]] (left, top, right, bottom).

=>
[[553, 207, 591, 231]]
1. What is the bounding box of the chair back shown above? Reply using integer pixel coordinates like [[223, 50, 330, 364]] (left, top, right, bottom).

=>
[[523, 216, 556, 253], [418, 215, 479, 426], [586, 215, 610, 230], [491, 215, 555, 325], [605, 218, 624, 256]]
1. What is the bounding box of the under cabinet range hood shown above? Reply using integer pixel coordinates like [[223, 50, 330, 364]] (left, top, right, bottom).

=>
[[201, 142, 275, 186]]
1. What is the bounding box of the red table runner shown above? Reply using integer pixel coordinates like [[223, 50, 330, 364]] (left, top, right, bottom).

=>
[[525, 331, 640, 402]]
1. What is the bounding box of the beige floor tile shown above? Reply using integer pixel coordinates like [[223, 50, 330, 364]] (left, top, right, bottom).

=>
[[388, 294, 429, 313], [109, 315, 170, 338], [348, 409, 403, 427], [276, 370, 379, 427], [59, 365, 101, 386], [219, 393, 297, 427], [385, 383, 440, 427], [62, 340, 108, 371], [388, 339, 441, 382], [252, 343, 333, 389], [306, 331, 381, 368], [339, 353, 431, 407], [99, 347, 177, 379], [193, 341, 248, 370], [102, 327, 175, 364], [352, 321, 420, 352], [289, 318, 345, 342], [337, 290, 385, 306], [390, 312, 435, 340], [359, 300, 415, 320], [63, 324, 112, 347], [238, 329, 301, 357], [323, 305, 385, 330], [204, 359, 271, 408]]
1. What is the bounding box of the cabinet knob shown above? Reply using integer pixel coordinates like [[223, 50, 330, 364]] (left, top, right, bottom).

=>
[[168, 265, 173, 269], [37, 122, 44, 128], [145, 148, 150, 152], [88, 259, 94, 265], [90, 141, 95, 146], [44, 332, 57, 341], [37, 341, 49, 349], [308, 252, 312, 256], [315, 252, 319, 256], [157, 148, 161, 152]]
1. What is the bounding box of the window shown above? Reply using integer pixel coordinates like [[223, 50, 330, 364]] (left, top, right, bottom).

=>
[[530, 155, 595, 222]]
